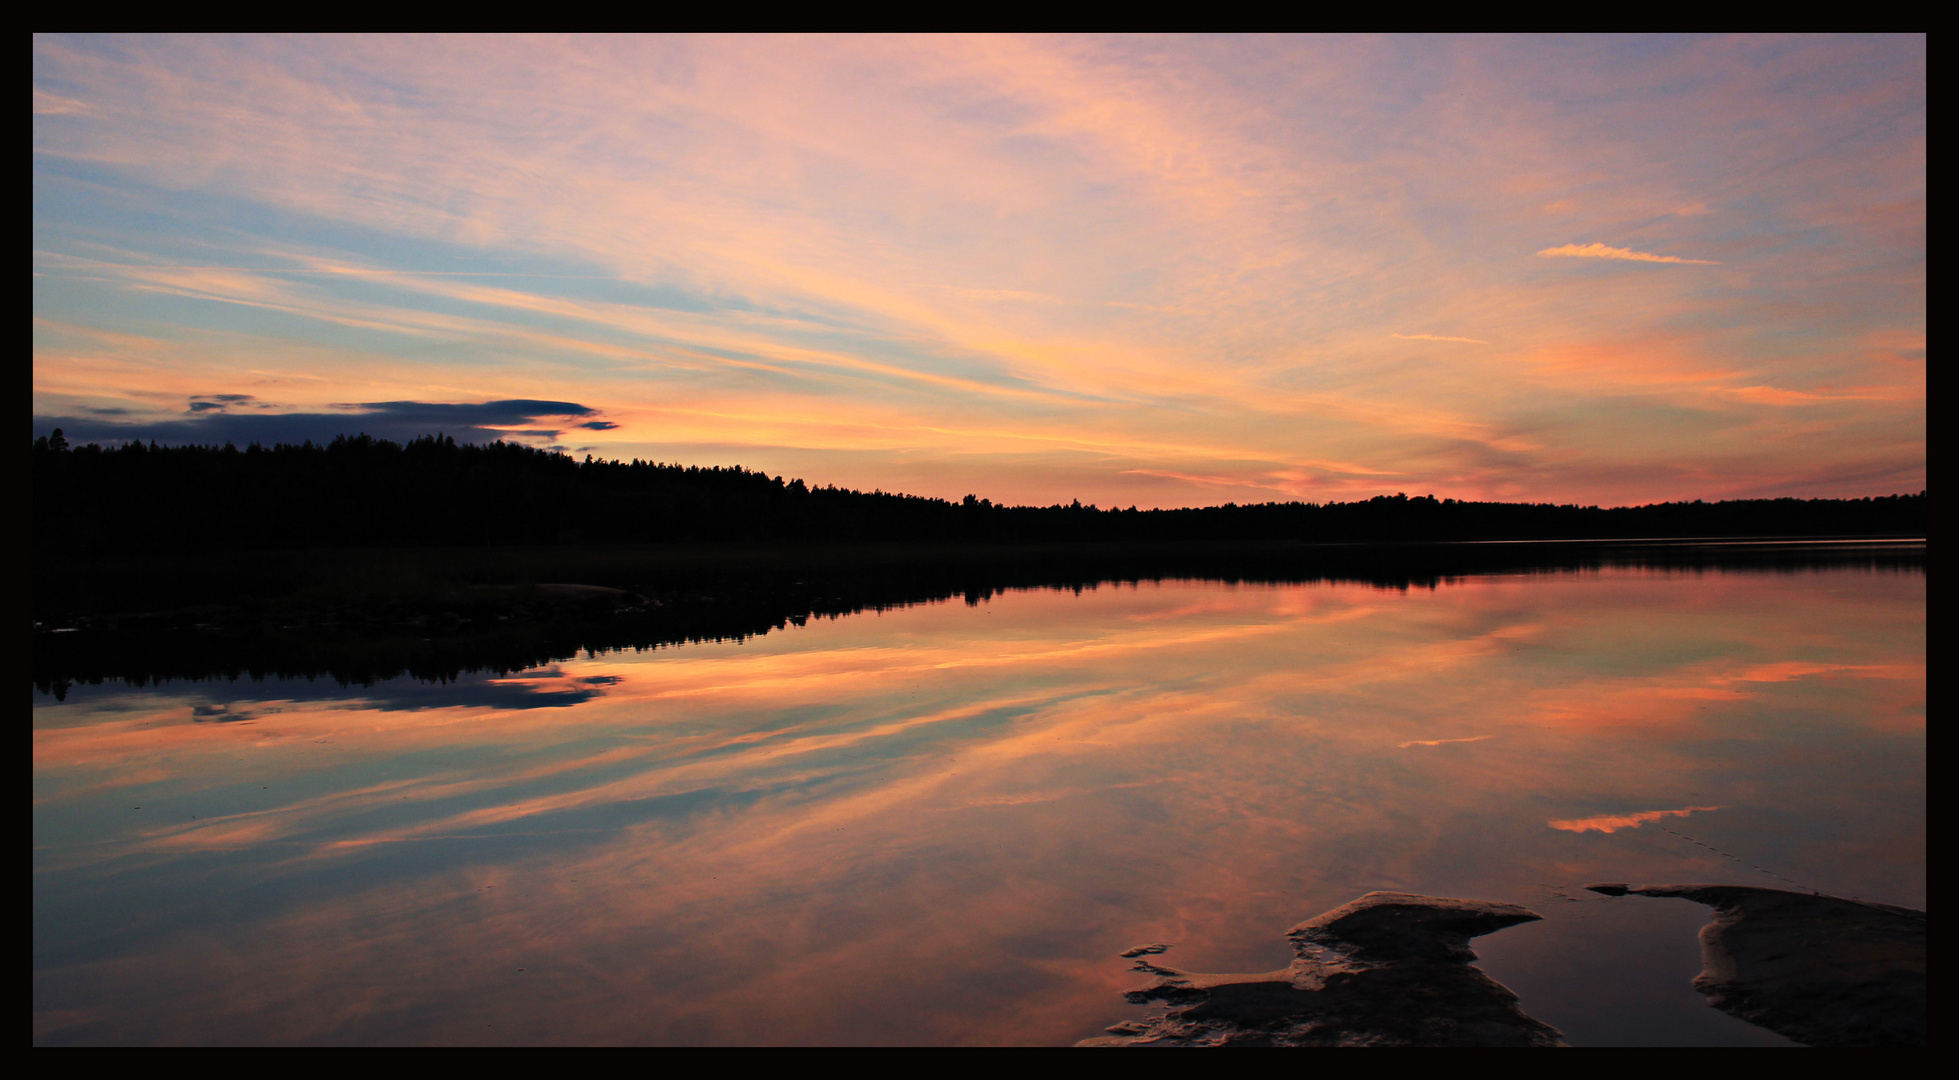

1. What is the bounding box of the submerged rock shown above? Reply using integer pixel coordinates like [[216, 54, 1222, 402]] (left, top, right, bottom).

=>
[[1585, 883, 1926, 1047], [1080, 891, 1563, 1046]]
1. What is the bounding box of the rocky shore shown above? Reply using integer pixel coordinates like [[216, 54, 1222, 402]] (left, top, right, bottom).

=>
[[1081, 891, 1563, 1047], [1586, 883, 1926, 1047], [1085, 883, 1926, 1047]]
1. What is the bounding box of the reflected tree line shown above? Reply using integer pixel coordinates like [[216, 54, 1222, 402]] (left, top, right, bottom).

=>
[[33, 539, 1925, 700], [32, 430, 1927, 697], [33, 430, 1927, 551]]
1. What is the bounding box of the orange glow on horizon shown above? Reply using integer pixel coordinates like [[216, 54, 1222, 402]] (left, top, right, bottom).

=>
[[33, 35, 1923, 507]]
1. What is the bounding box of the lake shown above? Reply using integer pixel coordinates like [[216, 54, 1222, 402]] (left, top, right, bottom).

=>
[[33, 560, 1925, 1045]]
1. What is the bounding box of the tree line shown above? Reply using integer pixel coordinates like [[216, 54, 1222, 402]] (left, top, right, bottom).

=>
[[32, 430, 1928, 553]]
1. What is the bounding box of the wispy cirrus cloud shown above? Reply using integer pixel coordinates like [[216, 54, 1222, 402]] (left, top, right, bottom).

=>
[[31, 35, 1920, 506], [1391, 333, 1489, 344], [1536, 243, 1720, 265]]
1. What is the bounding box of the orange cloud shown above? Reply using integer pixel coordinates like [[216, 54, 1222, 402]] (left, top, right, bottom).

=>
[[1536, 242, 1720, 265], [1391, 333, 1488, 344], [1548, 806, 1723, 833], [32, 36, 1922, 507]]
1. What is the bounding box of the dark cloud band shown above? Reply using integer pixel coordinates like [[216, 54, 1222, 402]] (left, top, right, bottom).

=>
[[33, 399, 605, 447]]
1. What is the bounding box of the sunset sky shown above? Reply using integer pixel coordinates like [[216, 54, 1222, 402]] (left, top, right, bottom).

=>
[[32, 34, 1925, 508]]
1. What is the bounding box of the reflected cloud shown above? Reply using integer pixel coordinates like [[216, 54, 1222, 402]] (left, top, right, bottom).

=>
[[352, 672, 610, 712], [190, 703, 262, 723], [1548, 806, 1724, 833], [33, 569, 1923, 1045]]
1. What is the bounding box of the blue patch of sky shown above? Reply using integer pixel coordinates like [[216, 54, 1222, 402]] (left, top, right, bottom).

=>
[[34, 172, 1088, 404], [34, 157, 750, 317], [34, 154, 1121, 409]]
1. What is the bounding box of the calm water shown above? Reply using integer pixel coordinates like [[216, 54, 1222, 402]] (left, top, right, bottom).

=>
[[33, 565, 1925, 1045]]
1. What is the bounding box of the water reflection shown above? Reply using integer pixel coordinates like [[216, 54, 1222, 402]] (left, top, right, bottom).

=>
[[33, 566, 1923, 1045], [33, 538, 1925, 697]]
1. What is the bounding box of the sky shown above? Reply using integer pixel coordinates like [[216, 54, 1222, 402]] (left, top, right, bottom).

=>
[[32, 34, 1925, 509]]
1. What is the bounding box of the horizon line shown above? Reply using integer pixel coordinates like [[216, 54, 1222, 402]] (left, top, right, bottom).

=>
[[31, 427, 1926, 518]]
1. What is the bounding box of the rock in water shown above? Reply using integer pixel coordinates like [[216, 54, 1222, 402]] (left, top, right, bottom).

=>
[[1585, 883, 1926, 1047], [1079, 891, 1563, 1046]]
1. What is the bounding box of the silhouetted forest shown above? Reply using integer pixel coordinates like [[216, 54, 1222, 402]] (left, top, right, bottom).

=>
[[31, 430, 1929, 551]]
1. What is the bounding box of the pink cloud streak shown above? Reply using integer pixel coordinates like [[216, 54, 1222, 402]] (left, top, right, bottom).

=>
[[1537, 242, 1720, 265], [1548, 805, 1723, 833]]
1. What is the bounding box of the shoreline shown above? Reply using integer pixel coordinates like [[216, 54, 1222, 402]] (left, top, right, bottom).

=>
[[33, 536, 1924, 695]]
